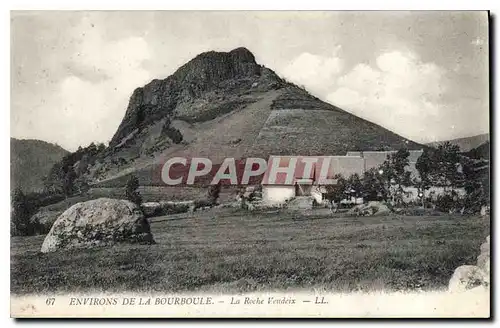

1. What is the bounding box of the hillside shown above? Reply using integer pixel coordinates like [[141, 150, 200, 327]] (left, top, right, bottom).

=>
[[427, 133, 489, 152], [465, 141, 490, 160], [86, 47, 424, 186], [10, 138, 69, 192]]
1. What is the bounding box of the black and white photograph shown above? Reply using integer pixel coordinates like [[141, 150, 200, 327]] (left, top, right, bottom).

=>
[[9, 10, 490, 318]]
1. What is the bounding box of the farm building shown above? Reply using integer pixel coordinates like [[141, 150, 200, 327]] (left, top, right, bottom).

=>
[[346, 150, 423, 179], [261, 150, 425, 205], [261, 155, 365, 205]]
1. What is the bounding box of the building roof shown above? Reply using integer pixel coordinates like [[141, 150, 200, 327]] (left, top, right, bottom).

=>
[[346, 150, 423, 172], [261, 155, 365, 185]]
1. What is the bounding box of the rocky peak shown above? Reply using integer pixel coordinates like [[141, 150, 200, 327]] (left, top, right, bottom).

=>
[[172, 47, 261, 86], [110, 47, 283, 147]]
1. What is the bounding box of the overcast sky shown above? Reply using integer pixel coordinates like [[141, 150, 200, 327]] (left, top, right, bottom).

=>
[[11, 11, 489, 151]]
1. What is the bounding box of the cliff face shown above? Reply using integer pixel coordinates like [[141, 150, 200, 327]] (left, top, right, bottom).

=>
[[110, 47, 283, 147]]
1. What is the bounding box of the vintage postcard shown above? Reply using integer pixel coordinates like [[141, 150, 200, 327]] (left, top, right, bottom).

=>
[[10, 10, 490, 318]]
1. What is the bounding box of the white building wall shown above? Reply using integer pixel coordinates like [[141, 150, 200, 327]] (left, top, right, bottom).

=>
[[311, 186, 323, 204], [262, 185, 295, 204]]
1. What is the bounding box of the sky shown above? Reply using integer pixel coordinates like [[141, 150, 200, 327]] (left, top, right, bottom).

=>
[[11, 11, 489, 151]]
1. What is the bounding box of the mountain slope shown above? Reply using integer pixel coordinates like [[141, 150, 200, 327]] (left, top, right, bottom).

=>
[[89, 47, 425, 185], [10, 138, 69, 192], [427, 133, 489, 152], [465, 141, 490, 160]]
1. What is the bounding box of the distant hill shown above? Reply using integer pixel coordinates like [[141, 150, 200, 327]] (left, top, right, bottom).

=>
[[427, 133, 489, 152], [465, 141, 490, 160], [80, 47, 425, 186], [10, 138, 69, 192]]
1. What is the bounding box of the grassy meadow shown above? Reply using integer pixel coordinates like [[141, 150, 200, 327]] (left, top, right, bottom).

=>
[[11, 207, 489, 295]]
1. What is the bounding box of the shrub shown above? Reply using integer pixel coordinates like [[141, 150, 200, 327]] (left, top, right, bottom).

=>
[[162, 203, 190, 215], [207, 184, 222, 205], [193, 199, 215, 210], [11, 189, 65, 236], [435, 193, 462, 213], [125, 175, 142, 206], [11, 188, 33, 236]]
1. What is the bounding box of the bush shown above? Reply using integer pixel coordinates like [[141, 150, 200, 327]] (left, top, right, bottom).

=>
[[207, 184, 222, 205], [125, 175, 142, 206], [435, 193, 462, 213], [11, 188, 33, 236], [144, 203, 191, 218], [193, 199, 214, 210], [11, 189, 65, 236]]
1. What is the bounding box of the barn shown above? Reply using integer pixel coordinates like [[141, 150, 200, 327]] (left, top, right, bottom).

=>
[[261, 155, 365, 205], [260, 150, 425, 206], [346, 150, 423, 179]]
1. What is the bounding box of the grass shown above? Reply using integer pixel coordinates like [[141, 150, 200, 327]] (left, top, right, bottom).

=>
[[10, 208, 490, 295]]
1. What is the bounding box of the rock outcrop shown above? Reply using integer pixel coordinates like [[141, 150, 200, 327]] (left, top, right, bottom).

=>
[[109, 47, 284, 148], [41, 198, 155, 253], [448, 235, 490, 292]]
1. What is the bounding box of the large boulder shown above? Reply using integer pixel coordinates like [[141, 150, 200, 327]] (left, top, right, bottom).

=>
[[347, 201, 391, 216], [476, 235, 490, 283], [448, 235, 490, 292], [448, 265, 488, 292], [41, 198, 155, 253]]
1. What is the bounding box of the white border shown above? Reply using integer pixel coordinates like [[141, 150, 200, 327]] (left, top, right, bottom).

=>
[[2, 1, 498, 327]]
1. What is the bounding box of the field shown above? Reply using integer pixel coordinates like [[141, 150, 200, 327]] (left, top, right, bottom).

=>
[[11, 208, 490, 295]]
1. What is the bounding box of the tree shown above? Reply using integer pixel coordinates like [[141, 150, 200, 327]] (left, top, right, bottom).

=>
[[430, 142, 463, 189], [11, 188, 33, 236], [415, 149, 433, 189], [97, 143, 106, 153], [74, 176, 90, 194], [125, 175, 142, 206], [207, 183, 222, 205], [86, 142, 98, 156], [415, 144, 465, 209], [462, 157, 489, 213], [415, 149, 435, 207], [362, 168, 389, 201], [382, 149, 411, 191], [323, 174, 347, 203], [43, 162, 65, 194], [63, 166, 77, 197], [346, 173, 363, 201]]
